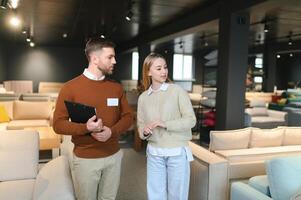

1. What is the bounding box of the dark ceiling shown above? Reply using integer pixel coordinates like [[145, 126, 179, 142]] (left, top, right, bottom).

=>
[[1, 0, 301, 54]]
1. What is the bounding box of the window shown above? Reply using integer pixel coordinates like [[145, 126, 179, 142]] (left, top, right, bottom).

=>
[[132, 52, 139, 80], [255, 56, 263, 68], [173, 54, 193, 80], [254, 76, 263, 83]]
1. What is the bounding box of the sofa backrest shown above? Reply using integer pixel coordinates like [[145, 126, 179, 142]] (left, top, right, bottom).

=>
[[266, 156, 301, 200], [209, 127, 252, 151], [209, 127, 301, 151], [0, 130, 39, 181], [38, 82, 63, 93], [13, 100, 53, 120]]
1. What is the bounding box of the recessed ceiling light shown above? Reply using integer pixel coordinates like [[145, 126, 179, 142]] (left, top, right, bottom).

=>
[[276, 54, 280, 58], [0, 0, 8, 9], [125, 11, 133, 21], [290, 53, 293, 57], [100, 34, 105, 39], [9, 16, 21, 28], [29, 42, 35, 47], [62, 33, 68, 38]]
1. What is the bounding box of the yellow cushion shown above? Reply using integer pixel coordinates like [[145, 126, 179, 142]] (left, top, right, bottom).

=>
[[277, 98, 287, 105], [0, 105, 10, 122]]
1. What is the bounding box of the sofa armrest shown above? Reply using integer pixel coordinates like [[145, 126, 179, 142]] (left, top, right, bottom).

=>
[[231, 182, 272, 200], [33, 156, 75, 200], [189, 142, 228, 200], [267, 109, 287, 119]]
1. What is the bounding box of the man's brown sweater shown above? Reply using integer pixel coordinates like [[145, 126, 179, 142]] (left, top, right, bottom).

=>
[[53, 74, 134, 158]]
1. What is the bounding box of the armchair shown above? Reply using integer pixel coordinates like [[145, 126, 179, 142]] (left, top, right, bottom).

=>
[[0, 130, 75, 200], [231, 156, 301, 200]]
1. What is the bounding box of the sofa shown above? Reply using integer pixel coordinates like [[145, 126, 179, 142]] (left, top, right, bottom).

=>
[[284, 107, 301, 126], [188, 126, 301, 200], [0, 130, 75, 200], [245, 100, 287, 128], [0, 100, 54, 130], [231, 156, 301, 200]]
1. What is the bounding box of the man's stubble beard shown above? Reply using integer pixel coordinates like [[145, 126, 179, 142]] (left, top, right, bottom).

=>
[[97, 66, 113, 75]]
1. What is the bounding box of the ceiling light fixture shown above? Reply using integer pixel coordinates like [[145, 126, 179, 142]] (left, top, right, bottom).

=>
[[9, 15, 21, 28], [0, 0, 8, 9], [62, 33, 68, 38], [125, 10, 133, 21], [100, 34, 105, 39], [264, 23, 269, 33], [29, 41, 35, 47], [288, 31, 293, 46], [276, 54, 280, 59], [290, 53, 293, 57], [10, 0, 19, 9], [125, 0, 134, 21]]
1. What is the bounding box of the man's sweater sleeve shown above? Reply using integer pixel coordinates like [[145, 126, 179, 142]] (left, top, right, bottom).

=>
[[164, 87, 196, 132], [110, 90, 134, 136], [53, 85, 89, 135]]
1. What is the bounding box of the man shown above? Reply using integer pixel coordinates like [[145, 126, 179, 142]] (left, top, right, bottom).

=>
[[53, 38, 134, 200]]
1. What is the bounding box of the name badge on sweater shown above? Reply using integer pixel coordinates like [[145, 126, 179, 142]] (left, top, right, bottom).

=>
[[107, 98, 119, 106]]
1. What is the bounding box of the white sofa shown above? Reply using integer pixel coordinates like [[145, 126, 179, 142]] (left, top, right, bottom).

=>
[[245, 100, 287, 128], [0, 130, 75, 200], [189, 126, 301, 200]]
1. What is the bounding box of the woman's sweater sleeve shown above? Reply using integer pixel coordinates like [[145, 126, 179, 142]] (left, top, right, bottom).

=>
[[164, 88, 196, 132], [137, 95, 148, 140]]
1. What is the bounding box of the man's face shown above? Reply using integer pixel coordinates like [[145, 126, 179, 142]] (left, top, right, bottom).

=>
[[94, 47, 116, 75]]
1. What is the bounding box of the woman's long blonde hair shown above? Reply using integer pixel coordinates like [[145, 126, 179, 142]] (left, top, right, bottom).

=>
[[141, 53, 170, 92]]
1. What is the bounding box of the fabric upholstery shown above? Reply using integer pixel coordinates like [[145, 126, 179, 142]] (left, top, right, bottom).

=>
[[250, 128, 284, 148], [249, 175, 270, 196], [6, 119, 49, 130], [33, 156, 75, 200], [0, 101, 13, 119], [266, 156, 301, 200], [0, 105, 10, 122], [13, 101, 52, 120], [210, 128, 251, 151], [0, 179, 35, 200], [231, 182, 272, 200], [283, 127, 301, 145], [0, 130, 39, 181], [251, 107, 268, 116], [215, 145, 301, 163]]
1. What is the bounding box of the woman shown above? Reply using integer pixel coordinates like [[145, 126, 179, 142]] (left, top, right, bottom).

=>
[[137, 53, 196, 200]]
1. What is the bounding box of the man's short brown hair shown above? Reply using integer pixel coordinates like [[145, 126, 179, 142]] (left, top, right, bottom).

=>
[[84, 38, 115, 61]]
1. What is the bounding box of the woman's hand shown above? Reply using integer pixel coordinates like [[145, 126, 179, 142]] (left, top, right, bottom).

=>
[[150, 120, 166, 129]]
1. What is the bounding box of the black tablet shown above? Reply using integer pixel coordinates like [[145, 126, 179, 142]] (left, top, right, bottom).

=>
[[64, 100, 96, 123]]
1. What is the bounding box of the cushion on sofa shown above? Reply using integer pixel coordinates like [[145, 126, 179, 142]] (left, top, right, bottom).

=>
[[215, 145, 301, 163], [0, 179, 35, 200], [13, 101, 52, 120], [33, 156, 75, 200], [0, 101, 13, 119], [6, 120, 50, 130], [251, 107, 268, 116], [250, 100, 266, 107], [0, 105, 10, 122], [0, 131, 39, 181], [248, 175, 270, 196], [266, 156, 301, 200], [283, 127, 301, 146], [250, 128, 284, 148], [209, 128, 251, 151]]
